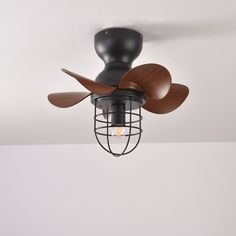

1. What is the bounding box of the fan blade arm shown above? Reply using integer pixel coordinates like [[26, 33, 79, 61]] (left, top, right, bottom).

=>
[[142, 84, 189, 114], [48, 92, 91, 108], [119, 63, 172, 100], [62, 68, 116, 94]]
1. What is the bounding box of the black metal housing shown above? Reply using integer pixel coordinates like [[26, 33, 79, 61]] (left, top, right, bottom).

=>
[[91, 89, 145, 110], [94, 27, 143, 86], [111, 104, 125, 126]]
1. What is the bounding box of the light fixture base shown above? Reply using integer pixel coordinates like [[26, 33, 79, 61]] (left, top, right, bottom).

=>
[[91, 89, 145, 112]]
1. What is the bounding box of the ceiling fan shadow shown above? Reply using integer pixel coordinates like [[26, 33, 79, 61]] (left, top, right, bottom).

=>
[[127, 20, 236, 42]]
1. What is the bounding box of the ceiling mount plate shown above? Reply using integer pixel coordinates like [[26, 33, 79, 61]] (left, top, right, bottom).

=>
[[94, 27, 143, 64]]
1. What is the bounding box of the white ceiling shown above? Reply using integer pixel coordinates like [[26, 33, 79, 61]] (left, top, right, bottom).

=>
[[1, 143, 236, 236], [0, 0, 236, 144]]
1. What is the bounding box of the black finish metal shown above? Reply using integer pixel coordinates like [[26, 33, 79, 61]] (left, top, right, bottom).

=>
[[111, 104, 125, 126], [95, 62, 131, 86], [94, 27, 143, 64], [91, 88, 145, 110], [94, 28, 143, 86]]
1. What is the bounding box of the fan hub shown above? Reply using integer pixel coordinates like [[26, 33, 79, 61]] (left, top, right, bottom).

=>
[[94, 28, 143, 86], [91, 89, 145, 111]]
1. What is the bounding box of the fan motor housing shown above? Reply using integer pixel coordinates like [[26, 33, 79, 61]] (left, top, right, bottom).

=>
[[94, 27, 143, 86]]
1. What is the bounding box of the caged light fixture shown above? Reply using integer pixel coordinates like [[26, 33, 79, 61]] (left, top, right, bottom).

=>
[[48, 27, 189, 156]]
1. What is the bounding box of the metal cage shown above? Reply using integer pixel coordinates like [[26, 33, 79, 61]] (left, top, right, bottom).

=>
[[94, 96, 143, 157]]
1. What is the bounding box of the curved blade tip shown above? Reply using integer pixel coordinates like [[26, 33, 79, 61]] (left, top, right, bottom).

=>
[[61, 68, 68, 73]]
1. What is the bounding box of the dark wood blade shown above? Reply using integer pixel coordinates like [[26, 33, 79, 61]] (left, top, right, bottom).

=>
[[62, 68, 116, 94], [48, 92, 90, 108], [143, 84, 189, 114], [119, 64, 172, 100]]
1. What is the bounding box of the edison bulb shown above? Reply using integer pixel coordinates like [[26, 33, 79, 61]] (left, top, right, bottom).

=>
[[111, 127, 125, 137]]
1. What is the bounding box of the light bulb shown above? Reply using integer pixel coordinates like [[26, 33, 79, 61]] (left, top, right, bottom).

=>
[[111, 127, 125, 137]]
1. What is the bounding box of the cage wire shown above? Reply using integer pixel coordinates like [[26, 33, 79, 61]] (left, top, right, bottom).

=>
[[94, 97, 143, 156]]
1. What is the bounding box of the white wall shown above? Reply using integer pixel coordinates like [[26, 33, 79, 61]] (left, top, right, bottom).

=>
[[0, 143, 236, 236]]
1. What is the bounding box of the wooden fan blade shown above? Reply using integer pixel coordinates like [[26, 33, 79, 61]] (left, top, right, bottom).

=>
[[119, 64, 171, 100], [62, 68, 116, 94], [143, 84, 189, 114], [48, 92, 90, 108]]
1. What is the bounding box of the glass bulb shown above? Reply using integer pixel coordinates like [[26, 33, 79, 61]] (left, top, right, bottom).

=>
[[111, 127, 125, 137]]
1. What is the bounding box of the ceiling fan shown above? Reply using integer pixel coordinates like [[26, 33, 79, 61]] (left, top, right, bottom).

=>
[[48, 27, 189, 157]]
